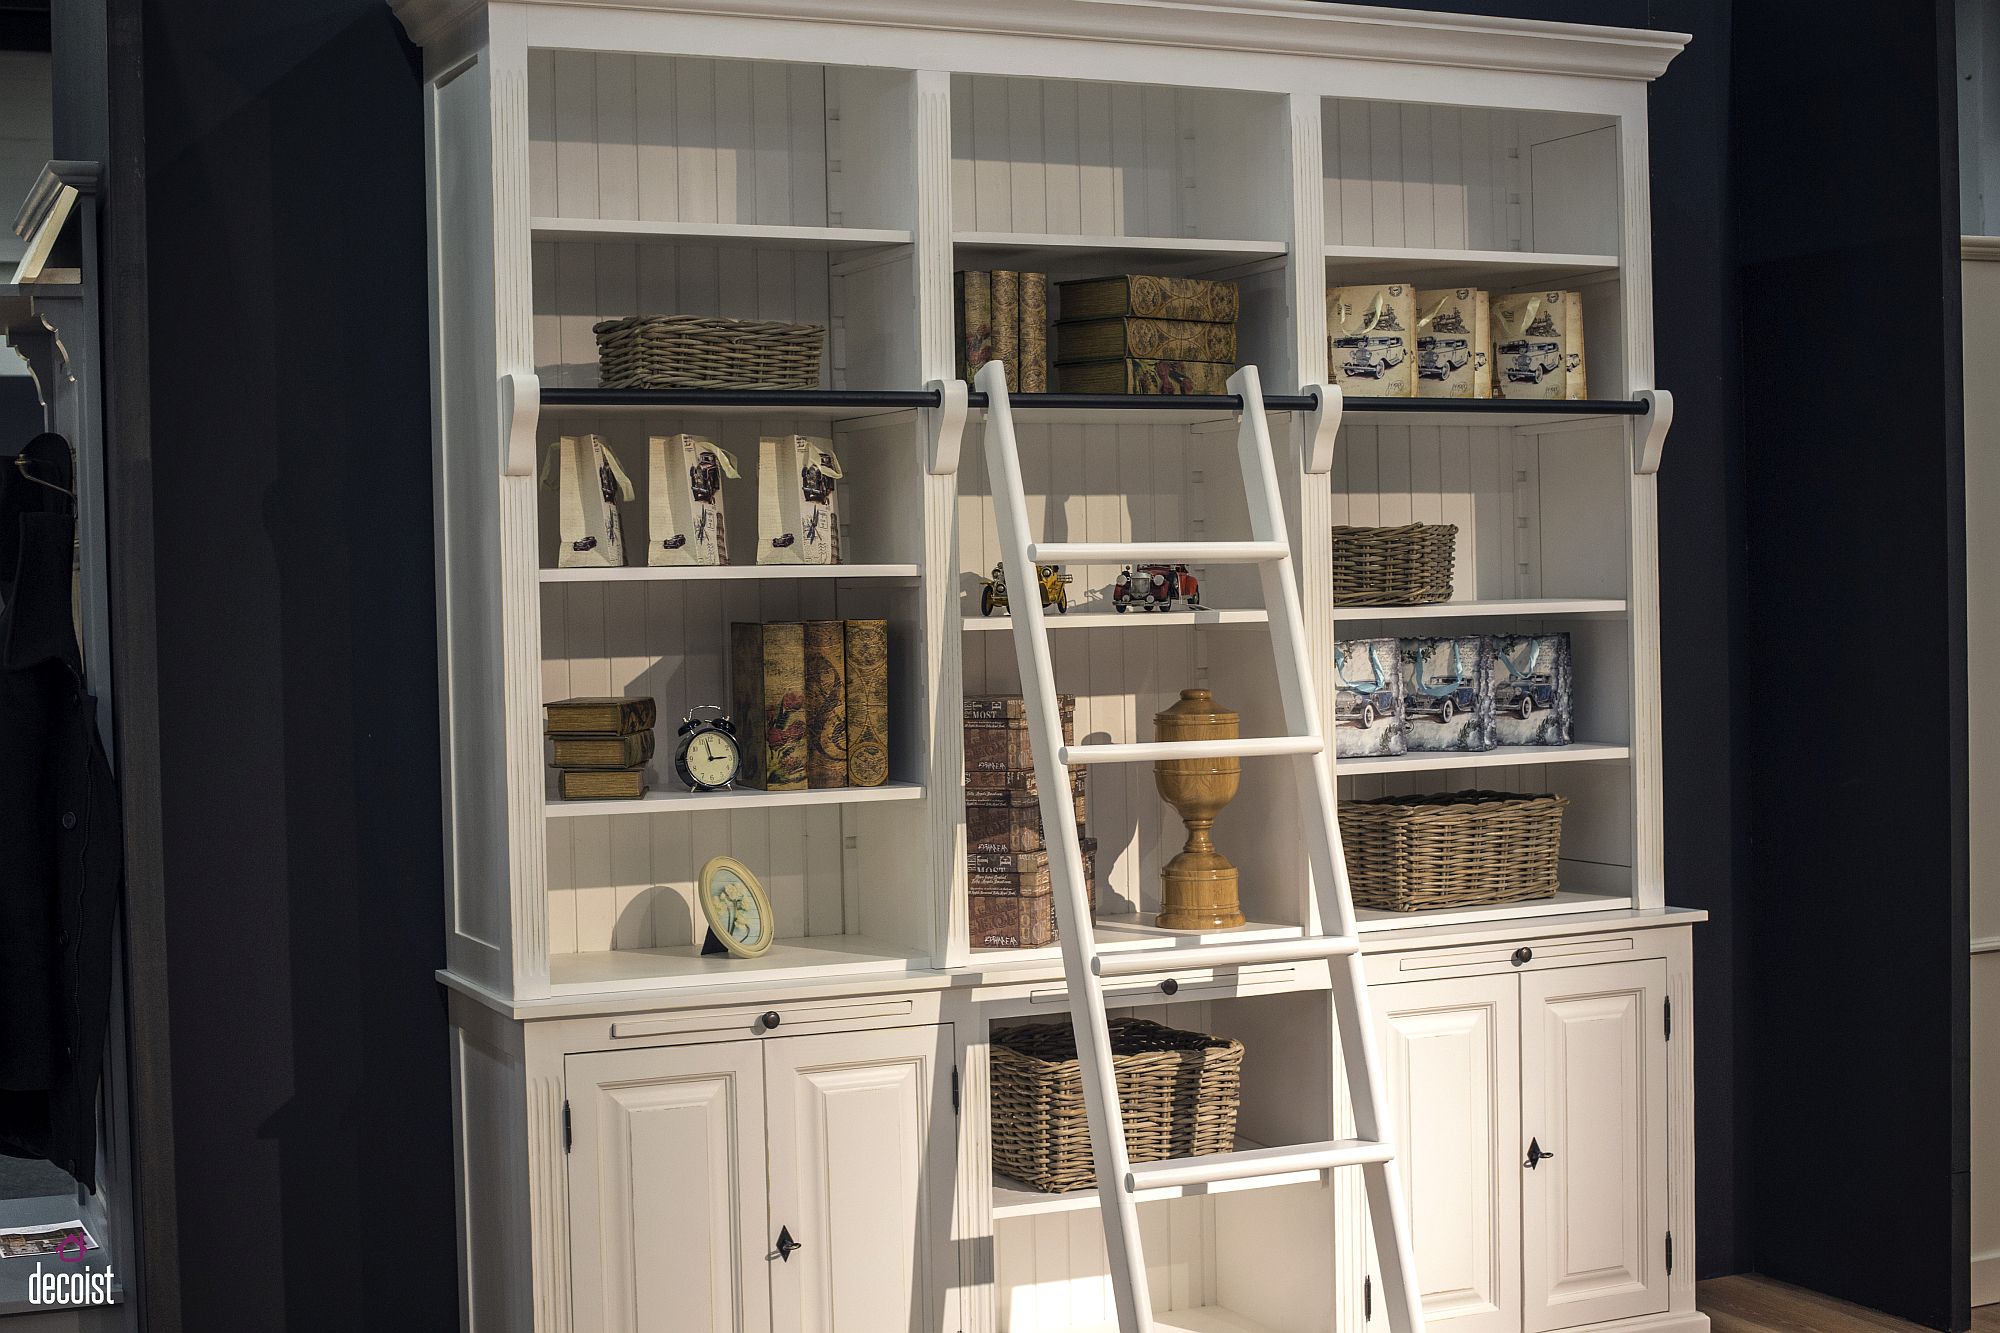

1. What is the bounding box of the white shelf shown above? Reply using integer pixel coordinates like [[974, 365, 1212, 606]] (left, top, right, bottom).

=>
[[532, 217, 914, 251], [955, 230, 1286, 275], [992, 1137, 1316, 1219], [1068, 1309, 1279, 1333], [547, 780, 922, 818], [1337, 741, 1630, 775], [539, 563, 920, 584], [547, 932, 923, 993], [970, 915, 1303, 970], [1333, 598, 1626, 622], [963, 608, 1268, 631], [1323, 243, 1619, 288], [1355, 887, 1631, 933]]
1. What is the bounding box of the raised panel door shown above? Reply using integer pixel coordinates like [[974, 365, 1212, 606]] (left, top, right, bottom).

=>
[[1372, 973, 1523, 1333], [567, 1041, 771, 1333], [1520, 960, 1669, 1332]]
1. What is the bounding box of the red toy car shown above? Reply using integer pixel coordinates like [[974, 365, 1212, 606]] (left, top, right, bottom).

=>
[[1112, 563, 1202, 612]]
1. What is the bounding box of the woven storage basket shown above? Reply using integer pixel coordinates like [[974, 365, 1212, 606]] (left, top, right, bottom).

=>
[[593, 315, 825, 390], [1329, 523, 1457, 606], [989, 1017, 1243, 1193], [1340, 789, 1567, 912]]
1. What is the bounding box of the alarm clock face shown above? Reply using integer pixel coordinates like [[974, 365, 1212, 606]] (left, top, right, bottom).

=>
[[699, 856, 773, 957], [684, 727, 740, 789]]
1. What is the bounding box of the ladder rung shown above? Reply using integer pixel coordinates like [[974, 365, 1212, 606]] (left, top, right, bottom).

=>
[[1058, 737, 1322, 766], [1125, 1139, 1394, 1193], [1092, 934, 1360, 978], [1027, 541, 1289, 565]]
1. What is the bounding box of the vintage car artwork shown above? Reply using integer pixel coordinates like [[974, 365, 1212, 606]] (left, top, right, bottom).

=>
[[1112, 563, 1202, 612], [1334, 640, 1398, 728], [1417, 336, 1473, 380], [1332, 333, 1410, 379], [1494, 643, 1560, 719], [1404, 639, 1481, 722], [1500, 337, 1565, 383]]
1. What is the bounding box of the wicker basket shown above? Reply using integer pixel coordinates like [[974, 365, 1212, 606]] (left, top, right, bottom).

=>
[[1340, 790, 1568, 912], [989, 1017, 1243, 1193], [593, 315, 826, 390], [1329, 523, 1457, 606]]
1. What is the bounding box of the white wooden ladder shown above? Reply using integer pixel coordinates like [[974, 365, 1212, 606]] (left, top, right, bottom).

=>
[[975, 361, 1427, 1333]]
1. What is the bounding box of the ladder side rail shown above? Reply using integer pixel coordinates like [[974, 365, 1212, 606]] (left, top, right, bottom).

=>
[[1229, 366, 1428, 1333], [974, 362, 1156, 1333]]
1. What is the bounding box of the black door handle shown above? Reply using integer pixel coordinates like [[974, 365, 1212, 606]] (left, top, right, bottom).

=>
[[1524, 1137, 1555, 1169], [774, 1225, 803, 1262]]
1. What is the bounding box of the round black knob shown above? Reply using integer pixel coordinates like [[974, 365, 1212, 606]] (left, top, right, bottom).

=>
[[1160, 978, 1180, 996], [1511, 947, 1533, 967], [760, 1011, 782, 1030]]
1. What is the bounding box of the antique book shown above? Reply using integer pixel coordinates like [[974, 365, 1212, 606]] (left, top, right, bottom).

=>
[[1415, 288, 1490, 400], [1492, 291, 1571, 400], [1055, 317, 1238, 365], [544, 696, 657, 736], [550, 731, 656, 770], [1056, 274, 1241, 323], [730, 621, 809, 791], [1054, 358, 1232, 395], [965, 786, 1089, 853], [557, 768, 648, 801], [964, 693, 1075, 774], [970, 892, 1058, 949], [957, 270, 993, 378], [1564, 293, 1589, 399], [964, 763, 1086, 795], [804, 620, 848, 788], [991, 270, 1020, 391], [844, 618, 890, 787], [967, 839, 1098, 903], [964, 694, 1077, 723], [1019, 272, 1049, 392], [1328, 283, 1417, 397]]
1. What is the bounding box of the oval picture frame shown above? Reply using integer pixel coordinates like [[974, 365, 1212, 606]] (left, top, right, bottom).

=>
[[698, 854, 775, 958]]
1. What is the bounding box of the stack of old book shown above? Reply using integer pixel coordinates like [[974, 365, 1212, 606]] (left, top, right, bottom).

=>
[[964, 694, 1098, 949], [729, 619, 890, 791], [1052, 274, 1240, 395], [956, 270, 1049, 391], [547, 696, 657, 800]]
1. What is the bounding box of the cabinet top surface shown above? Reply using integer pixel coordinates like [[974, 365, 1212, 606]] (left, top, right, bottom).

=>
[[389, 0, 1688, 82]]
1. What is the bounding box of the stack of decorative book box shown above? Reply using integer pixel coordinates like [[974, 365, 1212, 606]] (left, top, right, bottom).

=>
[[964, 694, 1095, 948]]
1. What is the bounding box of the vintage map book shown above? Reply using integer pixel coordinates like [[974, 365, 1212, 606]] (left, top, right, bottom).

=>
[[731, 621, 808, 790], [844, 618, 890, 787], [1054, 358, 1232, 395], [991, 270, 1020, 390], [804, 620, 848, 788], [550, 731, 656, 770], [1054, 317, 1238, 365], [557, 768, 648, 801], [957, 270, 993, 378], [1019, 272, 1049, 392], [1056, 274, 1241, 323], [544, 696, 657, 736]]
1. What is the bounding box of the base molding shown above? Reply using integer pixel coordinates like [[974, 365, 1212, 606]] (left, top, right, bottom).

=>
[[1974, 1249, 2000, 1309], [1576, 1313, 1712, 1333]]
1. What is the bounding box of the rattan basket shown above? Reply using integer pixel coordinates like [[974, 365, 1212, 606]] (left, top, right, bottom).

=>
[[989, 1017, 1243, 1193], [593, 315, 826, 390], [1329, 523, 1457, 606], [1339, 789, 1567, 912]]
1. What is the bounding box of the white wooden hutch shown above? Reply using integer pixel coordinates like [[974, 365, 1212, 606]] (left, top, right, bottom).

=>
[[390, 1, 1702, 1329]]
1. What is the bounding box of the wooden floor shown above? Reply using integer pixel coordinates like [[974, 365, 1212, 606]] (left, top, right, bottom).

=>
[[1700, 1276, 2000, 1333]]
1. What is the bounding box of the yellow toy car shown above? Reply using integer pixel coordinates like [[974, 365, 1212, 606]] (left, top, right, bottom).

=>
[[980, 562, 1071, 616]]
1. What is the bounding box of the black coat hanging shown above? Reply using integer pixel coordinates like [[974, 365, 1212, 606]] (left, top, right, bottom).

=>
[[0, 431, 121, 1190]]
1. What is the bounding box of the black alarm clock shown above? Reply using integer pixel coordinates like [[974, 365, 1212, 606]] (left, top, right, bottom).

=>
[[674, 705, 742, 792]]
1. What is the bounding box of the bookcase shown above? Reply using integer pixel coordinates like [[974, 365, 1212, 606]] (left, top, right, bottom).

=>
[[398, 2, 1704, 1330]]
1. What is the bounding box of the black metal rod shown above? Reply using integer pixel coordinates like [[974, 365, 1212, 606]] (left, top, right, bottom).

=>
[[540, 385, 1651, 417]]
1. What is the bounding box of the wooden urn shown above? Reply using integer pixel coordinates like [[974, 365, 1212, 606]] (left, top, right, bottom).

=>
[[1152, 688, 1247, 930]]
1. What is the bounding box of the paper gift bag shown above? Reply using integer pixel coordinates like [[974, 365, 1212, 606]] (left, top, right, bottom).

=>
[[1493, 291, 1573, 400], [1335, 638, 1406, 758], [1399, 635, 1497, 752], [1564, 293, 1589, 399], [1493, 632, 1574, 746], [1328, 283, 1417, 397], [757, 435, 843, 565], [1415, 287, 1491, 399], [541, 434, 633, 568], [648, 434, 739, 566]]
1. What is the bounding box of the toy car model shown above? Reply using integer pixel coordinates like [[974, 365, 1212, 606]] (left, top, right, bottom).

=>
[[1332, 333, 1409, 378], [1500, 338, 1564, 383], [1417, 336, 1473, 379], [980, 562, 1070, 616], [1112, 563, 1202, 613]]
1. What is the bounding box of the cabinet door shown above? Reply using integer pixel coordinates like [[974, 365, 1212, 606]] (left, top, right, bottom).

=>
[[1372, 974, 1522, 1333], [764, 1024, 958, 1333], [568, 1042, 771, 1333], [1520, 960, 1669, 1332]]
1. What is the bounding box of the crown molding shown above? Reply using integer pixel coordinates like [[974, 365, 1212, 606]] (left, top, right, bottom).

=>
[[1963, 234, 2000, 261], [387, 0, 1688, 82]]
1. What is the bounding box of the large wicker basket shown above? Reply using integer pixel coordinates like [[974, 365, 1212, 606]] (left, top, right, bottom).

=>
[[593, 314, 826, 390], [989, 1017, 1243, 1193], [1329, 523, 1457, 606], [1340, 790, 1568, 912]]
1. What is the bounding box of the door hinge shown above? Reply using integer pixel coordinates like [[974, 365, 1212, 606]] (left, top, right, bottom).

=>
[[1364, 1275, 1372, 1321], [563, 1100, 572, 1153], [951, 1065, 961, 1115], [1665, 1230, 1674, 1275], [1664, 995, 1673, 1040]]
